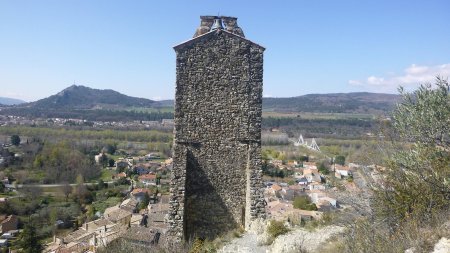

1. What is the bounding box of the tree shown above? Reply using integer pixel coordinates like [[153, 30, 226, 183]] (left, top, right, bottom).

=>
[[11, 134, 21, 146], [97, 179, 106, 190], [318, 162, 330, 175], [62, 183, 72, 201], [139, 192, 150, 210], [334, 155, 345, 166], [293, 196, 317, 211], [375, 77, 450, 226], [18, 222, 43, 253], [73, 175, 92, 205], [108, 158, 115, 167]]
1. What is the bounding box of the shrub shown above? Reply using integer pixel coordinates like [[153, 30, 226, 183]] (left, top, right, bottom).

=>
[[293, 196, 318, 211], [267, 220, 289, 238]]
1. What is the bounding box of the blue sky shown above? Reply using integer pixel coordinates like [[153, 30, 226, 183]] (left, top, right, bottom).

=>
[[1, 0, 449, 101]]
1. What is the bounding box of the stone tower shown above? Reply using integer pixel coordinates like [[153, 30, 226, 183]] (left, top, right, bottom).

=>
[[168, 16, 266, 241]]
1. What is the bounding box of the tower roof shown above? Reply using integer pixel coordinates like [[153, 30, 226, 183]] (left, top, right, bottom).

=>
[[173, 28, 265, 52], [174, 16, 264, 51]]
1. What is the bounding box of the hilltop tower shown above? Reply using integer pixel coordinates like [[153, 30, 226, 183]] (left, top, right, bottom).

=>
[[168, 16, 266, 241]]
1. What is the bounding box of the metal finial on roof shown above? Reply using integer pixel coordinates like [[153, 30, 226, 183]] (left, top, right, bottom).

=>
[[210, 18, 223, 31]]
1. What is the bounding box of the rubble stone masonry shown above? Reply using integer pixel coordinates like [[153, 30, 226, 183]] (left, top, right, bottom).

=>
[[167, 16, 266, 241]]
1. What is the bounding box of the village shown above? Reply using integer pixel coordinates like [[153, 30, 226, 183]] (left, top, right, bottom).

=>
[[0, 134, 382, 253], [41, 152, 173, 253], [0, 115, 174, 130], [45, 153, 376, 252], [0, 128, 384, 253]]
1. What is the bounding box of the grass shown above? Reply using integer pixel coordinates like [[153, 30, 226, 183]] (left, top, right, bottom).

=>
[[91, 196, 122, 213], [40, 187, 66, 197], [186, 227, 246, 253], [100, 169, 115, 181]]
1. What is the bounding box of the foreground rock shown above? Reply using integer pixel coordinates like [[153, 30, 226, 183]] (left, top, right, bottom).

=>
[[219, 224, 344, 253], [219, 232, 267, 253], [270, 225, 344, 253], [433, 237, 450, 253]]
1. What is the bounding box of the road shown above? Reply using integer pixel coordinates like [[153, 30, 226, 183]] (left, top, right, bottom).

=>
[[15, 181, 114, 188]]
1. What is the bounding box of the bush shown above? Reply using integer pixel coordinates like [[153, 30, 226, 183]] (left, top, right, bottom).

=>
[[267, 220, 289, 238], [293, 196, 318, 211]]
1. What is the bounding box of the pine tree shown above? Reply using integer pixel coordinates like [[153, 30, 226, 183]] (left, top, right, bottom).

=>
[[18, 222, 43, 253]]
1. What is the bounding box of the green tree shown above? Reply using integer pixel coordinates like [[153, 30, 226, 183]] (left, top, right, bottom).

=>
[[293, 196, 318, 211], [18, 222, 43, 253], [97, 179, 106, 190], [375, 77, 450, 226], [139, 192, 150, 210], [11, 134, 21, 146], [334, 155, 345, 166], [318, 162, 330, 175], [108, 158, 115, 167]]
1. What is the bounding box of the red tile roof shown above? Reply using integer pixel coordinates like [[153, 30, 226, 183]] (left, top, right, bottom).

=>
[[138, 174, 156, 180]]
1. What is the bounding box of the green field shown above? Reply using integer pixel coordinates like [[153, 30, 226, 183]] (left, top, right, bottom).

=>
[[262, 111, 376, 120]]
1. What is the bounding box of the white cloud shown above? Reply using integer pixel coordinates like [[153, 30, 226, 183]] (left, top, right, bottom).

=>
[[349, 63, 450, 93]]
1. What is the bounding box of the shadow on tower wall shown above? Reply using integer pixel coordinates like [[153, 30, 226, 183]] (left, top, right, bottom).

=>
[[183, 149, 241, 240]]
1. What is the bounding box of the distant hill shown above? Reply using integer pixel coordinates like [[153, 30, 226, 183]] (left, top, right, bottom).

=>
[[29, 85, 156, 109], [0, 85, 173, 121], [263, 92, 400, 114], [0, 87, 400, 121], [154, 92, 400, 114], [0, 97, 26, 105]]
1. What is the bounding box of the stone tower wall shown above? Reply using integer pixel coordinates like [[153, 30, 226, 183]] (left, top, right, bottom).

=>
[[168, 18, 266, 241]]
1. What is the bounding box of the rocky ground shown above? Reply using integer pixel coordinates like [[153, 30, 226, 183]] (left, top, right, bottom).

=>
[[219, 224, 344, 253], [219, 232, 267, 253], [269, 226, 344, 253]]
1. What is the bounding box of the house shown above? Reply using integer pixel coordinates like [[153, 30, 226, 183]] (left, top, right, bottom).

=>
[[0, 215, 18, 233], [335, 165, 352, 177], [307, 190, 327, 204], [138, 174, 157, 186], [114, 172, 127, 179], [315, 197, 338, 211], [103, 206, 132, 225], [120, 198, 139, 213], [295, 209, 322, 221], [134, 166, 150, 175], [279, 188, 295, 201], [296, 177, 308, 185], [320, 197, 337, 208], [303, 168, 319, 175], [131, 188, 152, 202], [303, 171, 321, 183], [266, 200, 294, 220], [94, 153, 106, 165], [116, 159, 132, 171], [145, 153, 161, 161], [286, 160, 298, 167], [303, 162, 317, 170], [309, 182, 326, 190], [268, 184, 282, 196]]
